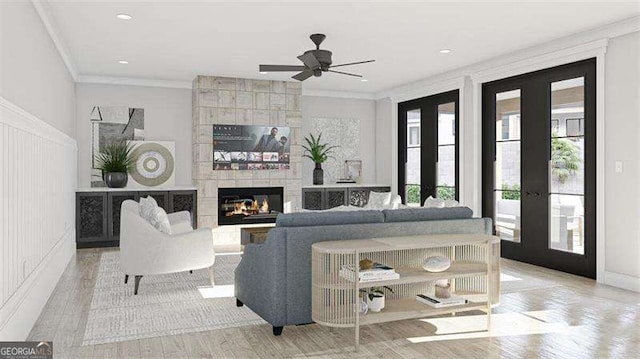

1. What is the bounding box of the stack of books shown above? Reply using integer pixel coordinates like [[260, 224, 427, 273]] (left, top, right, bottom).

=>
[[339, 262, 400, 282], [416, 293, 468, 308]]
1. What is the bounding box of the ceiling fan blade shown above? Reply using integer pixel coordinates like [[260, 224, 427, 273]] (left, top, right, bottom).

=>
[[292, 71, 314, 81], [327, 69, 363, 78], [297, 52, 321, 69], [329, 60, 375, 68], [259, 64, 306, 72]]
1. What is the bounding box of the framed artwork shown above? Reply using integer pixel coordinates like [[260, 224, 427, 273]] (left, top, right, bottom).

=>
[[90, 106, 144, 187], [127, 141, 175, 188], [344, 160, 362, 183]]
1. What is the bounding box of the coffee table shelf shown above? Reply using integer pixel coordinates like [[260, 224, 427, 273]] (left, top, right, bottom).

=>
[[311, 233, 496, 352]]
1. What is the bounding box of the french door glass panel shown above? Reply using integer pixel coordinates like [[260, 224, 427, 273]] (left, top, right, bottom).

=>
[[494, 90, 521, 243], [437, 102, 456, 200], [549, 77, 585, 254], [405, 109, 421, 207]]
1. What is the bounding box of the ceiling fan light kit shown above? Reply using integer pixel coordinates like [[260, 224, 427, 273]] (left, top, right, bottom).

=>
[[259, 33, 375, 81]]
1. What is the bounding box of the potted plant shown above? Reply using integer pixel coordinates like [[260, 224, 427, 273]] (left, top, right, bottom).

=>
[[302, 133, 338, 185], [95, 140, 135, 188], [366, 286, 393, 312]]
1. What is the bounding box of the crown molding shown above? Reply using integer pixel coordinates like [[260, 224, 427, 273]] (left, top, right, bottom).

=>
[[31, 0, 78, 81], [76, 75, 193, 89], [301, 88, 376, 100]]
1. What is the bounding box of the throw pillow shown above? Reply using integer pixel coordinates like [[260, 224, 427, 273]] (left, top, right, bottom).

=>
[[444, 199, 461, 207], [423, 196, 445, 208], [139, 196, 158, 221], [149, 206, 172, 234], [389, 194, 402, 209], [365, 191, 392, 209]]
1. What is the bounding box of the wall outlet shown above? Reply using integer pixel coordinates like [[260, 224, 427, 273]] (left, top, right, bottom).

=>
[[615, 161, 623, 173]]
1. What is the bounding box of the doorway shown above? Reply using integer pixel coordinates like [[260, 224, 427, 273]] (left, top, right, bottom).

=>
[[398, 90, 459, 206], [482, 59, 596, 278]]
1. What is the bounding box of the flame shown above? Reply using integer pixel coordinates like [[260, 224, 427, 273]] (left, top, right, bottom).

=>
[[226, 198, 269, 216]]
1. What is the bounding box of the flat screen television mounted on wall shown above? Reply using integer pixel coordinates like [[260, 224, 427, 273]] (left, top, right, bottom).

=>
[[213, 125, 290, 170]]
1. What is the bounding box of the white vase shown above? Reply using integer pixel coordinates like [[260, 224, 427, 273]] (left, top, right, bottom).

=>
[[367, 295, 385, 312]]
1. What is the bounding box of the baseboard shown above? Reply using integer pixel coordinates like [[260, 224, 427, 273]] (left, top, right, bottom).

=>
[[603, 270, 640, 292], [0, 229, 75, 340]]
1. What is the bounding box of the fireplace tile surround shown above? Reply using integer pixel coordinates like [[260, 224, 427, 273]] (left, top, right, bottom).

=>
[[192, 76, 302, 230]]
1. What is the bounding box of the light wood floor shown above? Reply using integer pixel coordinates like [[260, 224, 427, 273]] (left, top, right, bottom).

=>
[[28, 248, 640, 358]]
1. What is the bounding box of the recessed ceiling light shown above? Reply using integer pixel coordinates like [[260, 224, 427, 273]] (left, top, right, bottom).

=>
[[118, 60, 129, 64], [259, 71, 268, 74], [360, 78, 368, 82], [116, 14, 132, 20], [439, 49, 452, 54]]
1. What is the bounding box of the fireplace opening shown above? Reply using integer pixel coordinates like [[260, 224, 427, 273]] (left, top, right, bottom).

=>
[[218, 187, 284, 226]]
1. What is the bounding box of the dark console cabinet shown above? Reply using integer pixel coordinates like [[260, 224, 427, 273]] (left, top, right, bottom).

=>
[[76, 189, 197, 248], [302, 185, 391, 210]]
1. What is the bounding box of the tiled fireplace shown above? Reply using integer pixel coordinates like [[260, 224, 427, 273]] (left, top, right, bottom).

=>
[[192, 75, 302, 230], [218, 187, 284, 226]]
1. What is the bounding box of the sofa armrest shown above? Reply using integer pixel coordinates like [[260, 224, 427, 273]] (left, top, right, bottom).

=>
[[234, 230, 288, 327]]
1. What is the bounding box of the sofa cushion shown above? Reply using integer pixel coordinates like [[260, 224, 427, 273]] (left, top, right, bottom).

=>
[[382, 207, 473, 223], [276, 210, 385, 227]]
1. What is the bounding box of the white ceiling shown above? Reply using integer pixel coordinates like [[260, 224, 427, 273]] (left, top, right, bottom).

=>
[[45, 1, 640, 94]]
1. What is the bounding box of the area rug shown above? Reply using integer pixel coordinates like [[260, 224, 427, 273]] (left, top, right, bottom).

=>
[[82, 252, 265, 345]]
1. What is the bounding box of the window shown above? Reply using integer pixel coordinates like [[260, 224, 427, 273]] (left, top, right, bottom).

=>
[[566, 118, 583, 137], [408, 124, 420, 146]]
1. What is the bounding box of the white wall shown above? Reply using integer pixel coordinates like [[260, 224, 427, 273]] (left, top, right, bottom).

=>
[[76, 83, 193, 188], [0, 1, 77, 340], [0, 1, 76, 139], [375, 98, 393, 187], [374, 30, 640, 291], [301, 96, 377, 185], [604, 31, 640, 284]]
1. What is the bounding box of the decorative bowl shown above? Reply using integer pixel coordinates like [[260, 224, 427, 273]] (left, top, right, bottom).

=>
[[422, 256, 452, 272]]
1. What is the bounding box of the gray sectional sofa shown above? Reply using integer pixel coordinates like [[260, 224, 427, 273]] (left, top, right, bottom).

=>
[[234, 207, 497, 336]]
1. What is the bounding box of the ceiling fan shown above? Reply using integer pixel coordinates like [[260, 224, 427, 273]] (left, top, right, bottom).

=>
[[259, 33, 375, 81]]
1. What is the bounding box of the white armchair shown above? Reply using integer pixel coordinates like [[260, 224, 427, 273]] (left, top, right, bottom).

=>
[[120, 199, 215, 295]]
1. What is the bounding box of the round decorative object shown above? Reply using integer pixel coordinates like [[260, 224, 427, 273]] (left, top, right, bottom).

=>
[[130, 143, 174, 186], [359, 258, 374, 271], [104, 172, 128, 188], [422, 256, 452, 272]]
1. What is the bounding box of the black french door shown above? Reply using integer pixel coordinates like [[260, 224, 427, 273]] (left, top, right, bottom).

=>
[[482, 59, 596, 278], [398, 90, 459, 205]]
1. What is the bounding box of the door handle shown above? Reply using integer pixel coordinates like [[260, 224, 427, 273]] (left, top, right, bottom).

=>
[[534, 192, 541, 197], [525, 191, 531, 196]]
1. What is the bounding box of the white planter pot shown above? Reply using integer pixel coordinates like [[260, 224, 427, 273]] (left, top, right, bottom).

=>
[[367, 295, 385, 312]]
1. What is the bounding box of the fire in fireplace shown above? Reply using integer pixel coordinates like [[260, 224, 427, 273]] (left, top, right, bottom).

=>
[[218, 187, 284, 225]]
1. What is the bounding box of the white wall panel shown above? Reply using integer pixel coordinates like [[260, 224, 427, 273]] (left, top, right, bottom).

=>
[[0, 97, 77, 339]]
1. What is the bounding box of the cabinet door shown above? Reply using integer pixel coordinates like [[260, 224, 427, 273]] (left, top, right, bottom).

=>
[[139, 191, 169, 210], [108, 192, 139, 241], [302, 188, 324, 210], [76, 192, 108, 246], [325, 188, 348, 209], [169, 191, 197, 228], [349, 187, 391, 207]]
